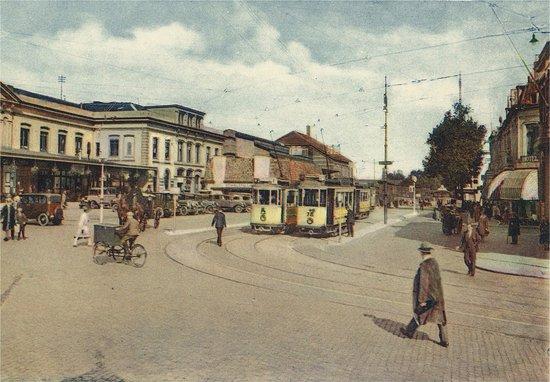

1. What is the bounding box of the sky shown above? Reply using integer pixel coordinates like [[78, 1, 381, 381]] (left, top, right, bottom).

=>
[[1, 1, 548, 178]]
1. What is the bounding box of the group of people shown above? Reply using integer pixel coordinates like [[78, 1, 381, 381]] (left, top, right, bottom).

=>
[[1, 197, 28, 241]]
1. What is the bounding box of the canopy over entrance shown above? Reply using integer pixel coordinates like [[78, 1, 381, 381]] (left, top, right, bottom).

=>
[[489, 169, 539, 200]]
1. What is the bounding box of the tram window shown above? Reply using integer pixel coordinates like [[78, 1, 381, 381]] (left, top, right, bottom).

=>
[[303, 189, 319, 206], [287, 190, 296, 205], [320, 190, 326, 206], [270, 190, 279, 204], [335, 193, 343, 208], [257, 190, 270, 204]]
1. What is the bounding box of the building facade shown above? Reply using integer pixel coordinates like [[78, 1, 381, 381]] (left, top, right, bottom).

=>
[[1, 82, 224, 199], [276, 127, 355, 179], [535, 42, 549, 219]]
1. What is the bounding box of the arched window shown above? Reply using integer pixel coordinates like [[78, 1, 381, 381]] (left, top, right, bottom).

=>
[[164, 169, 171, 190]]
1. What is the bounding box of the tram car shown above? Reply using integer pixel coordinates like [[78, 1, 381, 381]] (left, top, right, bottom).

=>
[[250, 183, 299, 234], [296, 179, 355, 236], [354, 186, 372, 219]]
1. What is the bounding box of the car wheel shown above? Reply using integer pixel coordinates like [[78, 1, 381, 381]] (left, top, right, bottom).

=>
[[163, 209, 172, 217], [155, 208, 164, 219], [90, 201, 99, 209], [38, 213, 49, 226], [206, 205, 214, 214], [180, 207, 188, 216], [245, 205, 252, 212], [111, 203, 119, 212], [234, 204, 244, 213]]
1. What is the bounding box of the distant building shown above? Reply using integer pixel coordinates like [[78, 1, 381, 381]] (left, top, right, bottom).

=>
[[276, 126, 355, 179], [204, 129, 321, 194]]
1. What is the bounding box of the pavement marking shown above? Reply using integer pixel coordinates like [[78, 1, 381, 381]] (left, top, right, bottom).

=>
[[164, 222, 249, 236], [1, 274, 23, 305]]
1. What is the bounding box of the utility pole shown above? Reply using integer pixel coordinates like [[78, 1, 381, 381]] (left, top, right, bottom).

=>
[[373, 159, 376, 180], [58, 75, 66, 99], [458, 72, 462, 104], [383, 76, 389, 224]]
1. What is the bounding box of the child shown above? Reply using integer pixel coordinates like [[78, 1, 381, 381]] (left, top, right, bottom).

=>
[[74, 206, 92, 247], [16, 208, 28, 240]]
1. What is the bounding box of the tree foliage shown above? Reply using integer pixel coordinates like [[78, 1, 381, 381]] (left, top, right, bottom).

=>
[[423, 103, 486, 194], [387, 170, 406, 181], [408, 169, 442, 190]]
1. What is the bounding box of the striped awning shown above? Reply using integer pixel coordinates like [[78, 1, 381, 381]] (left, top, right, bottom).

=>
[[500, 169, 538, 200], [486, 170, 510, 199]]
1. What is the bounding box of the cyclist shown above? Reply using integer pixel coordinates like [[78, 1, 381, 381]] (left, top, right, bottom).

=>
[[115, 211, 140, 256]]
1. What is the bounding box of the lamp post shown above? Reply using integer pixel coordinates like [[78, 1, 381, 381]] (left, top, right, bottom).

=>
[[99, 160, 105, 223], [411, 175, 417, 215]]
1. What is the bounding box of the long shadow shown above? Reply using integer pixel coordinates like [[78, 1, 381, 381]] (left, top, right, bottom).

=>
[[363, 313, 437, 344], [61, 351, 125, 382]]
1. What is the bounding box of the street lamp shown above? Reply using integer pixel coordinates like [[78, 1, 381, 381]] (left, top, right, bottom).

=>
[[99, 159, 105, 223], [411, 175, 417, 215]]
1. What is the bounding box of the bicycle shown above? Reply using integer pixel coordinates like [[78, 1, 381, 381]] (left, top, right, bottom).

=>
[[93, 224, 147, 268]]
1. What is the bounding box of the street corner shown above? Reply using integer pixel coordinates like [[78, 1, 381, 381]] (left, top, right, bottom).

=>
[[476, 252, 549, 279]]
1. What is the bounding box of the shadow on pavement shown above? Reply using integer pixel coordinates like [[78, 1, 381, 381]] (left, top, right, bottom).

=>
[[61, 350, 124, 382], [363, 314, 437, 344]]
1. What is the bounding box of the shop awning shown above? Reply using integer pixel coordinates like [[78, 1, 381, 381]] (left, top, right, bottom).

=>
[[486, 170, 510, 199], [500, 169, 538, 200]]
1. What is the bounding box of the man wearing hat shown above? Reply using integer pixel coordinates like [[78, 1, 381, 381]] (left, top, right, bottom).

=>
[[116, 211, 141, 252], [1, 198, 16, 241], [459, 222, 480, 276], [400, 242, 448, 348]]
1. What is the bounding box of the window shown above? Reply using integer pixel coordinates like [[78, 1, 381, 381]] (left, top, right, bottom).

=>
[[124, 136, 134, 158], [526, 123, 539, 156], [96, 142, 101, 157], [186, 142, 192, 162], [320, 190, 327, 206], [270, 190, 279, 205], [163, 169, 171, 190], [75, 134, 83, 156], [152, 137, 158, 159], [20, 126, 30, 149], [109, 136, 119, 157], [302, 189, 319, 207], [257, 190, 270, 204], [40, 129, 48, 152], [215, 148, 219, 156], [58, 131, 66, 154], [195, 144, 201, 163], [165, 139, 171, 160], [177, 141, 183, 162], [286, 190, 297, 206], [86, 142, 91, 158], [206, 146, 211, 162]]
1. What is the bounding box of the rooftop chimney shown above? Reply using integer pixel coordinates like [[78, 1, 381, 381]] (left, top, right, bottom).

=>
[[306, 125, 311, 136]]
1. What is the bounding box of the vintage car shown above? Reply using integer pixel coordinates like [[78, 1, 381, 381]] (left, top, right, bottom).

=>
[[142, 192, 176, 218], [80, 187, 118, 209], [19, 193, 64, 226], [210, 193, 252, 213], [177, 199, 205, 215]]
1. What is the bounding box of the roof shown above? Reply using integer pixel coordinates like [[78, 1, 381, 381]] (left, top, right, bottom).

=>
[[276, 131, 352, 163], [80, 101, 146, 112], [9, 85, 82, 108], [145, 104, 205, 116]]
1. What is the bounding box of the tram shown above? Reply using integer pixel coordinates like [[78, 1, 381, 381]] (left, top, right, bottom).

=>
[[296, 179, 355, 236], [354, 186, 372, 219], [250, 183, 298, 234]]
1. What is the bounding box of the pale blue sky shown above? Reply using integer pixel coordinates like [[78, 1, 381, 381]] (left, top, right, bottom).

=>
[[1, 1, 548, 176]]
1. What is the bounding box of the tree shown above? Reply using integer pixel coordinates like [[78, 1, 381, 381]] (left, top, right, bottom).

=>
[[387, 169, 406, 181], [423, 103, 486, 198], [408, 169, 442, 190]]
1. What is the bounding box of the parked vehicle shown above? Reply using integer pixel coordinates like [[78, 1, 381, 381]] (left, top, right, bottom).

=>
[[210, 193, 252, 213], [177, 199, 205, 215], [142, 192, 175, 219], [80, 187, 118, 209], [199, 200, 218, 214], [19, 193, 64, 226]]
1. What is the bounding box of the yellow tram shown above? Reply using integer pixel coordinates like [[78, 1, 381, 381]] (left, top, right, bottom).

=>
[[250, 183, 298, 234], [296, 179, 355, 236], [354, 186, 372, 219]]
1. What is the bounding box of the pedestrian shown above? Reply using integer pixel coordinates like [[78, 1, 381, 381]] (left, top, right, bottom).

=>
[[73, 205, 92, 247], [16, 207, 28, 240], [473, 203, 481, 223], [539, 218, 549, 252], [492, 204, 501, 225], [1, 198, 16, 241], [346, 205, 355, 237], [477, 210, 489, 242], [459, 223, 481, 276], [508, 212, 521, 245], [61, 190, 68, 209], [211, 208, 226, 246], [400, 242, 448, 348]]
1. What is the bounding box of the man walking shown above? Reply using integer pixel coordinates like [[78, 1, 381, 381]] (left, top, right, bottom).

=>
[[460, 223, 480, 276], [1, 198, 16, 241], [346, 205, 355, 237], [400, 242, 448, 348], [477, 210, 489, 242], [211, 208, 226, 247], [508, 212, 521, 244]]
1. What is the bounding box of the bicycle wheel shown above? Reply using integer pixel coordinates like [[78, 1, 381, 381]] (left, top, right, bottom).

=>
[[93, 242, 108, 264], [130, 244, 147, 268]]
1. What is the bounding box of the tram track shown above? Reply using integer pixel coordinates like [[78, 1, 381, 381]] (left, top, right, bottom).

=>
[[164, 230, 548, 341]]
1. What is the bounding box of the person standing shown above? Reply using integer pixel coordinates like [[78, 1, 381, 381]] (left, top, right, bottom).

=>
[[16, 207, 28, 240], [492, 204, 501, 225], [477, 211, 489, 242], [73, 206, 92, 247], [539, 218, 549, 252], [400, 242, 448, 348], [346, 206, 355, 237], [211, 208, 226, 247], [1, 198, 16, 241], [508, 212, 521, 245], [61, 190, 68, 209], [460, 223, 481, 276]]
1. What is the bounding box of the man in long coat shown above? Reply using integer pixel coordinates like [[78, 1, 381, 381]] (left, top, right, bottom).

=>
[[460, 223, 481, 276], [211, 208, 227, 247], [477, 211, 489, 242], [1, 198, 16, 241], [400, 242, 448, 347], [508, 212, 521, 244]]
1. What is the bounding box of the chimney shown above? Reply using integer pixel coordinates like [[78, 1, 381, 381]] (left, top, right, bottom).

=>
[[306, 125, 311, 136]]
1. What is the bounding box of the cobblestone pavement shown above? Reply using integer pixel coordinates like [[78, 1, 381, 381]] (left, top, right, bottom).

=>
[[1, 205, 548, 381]]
